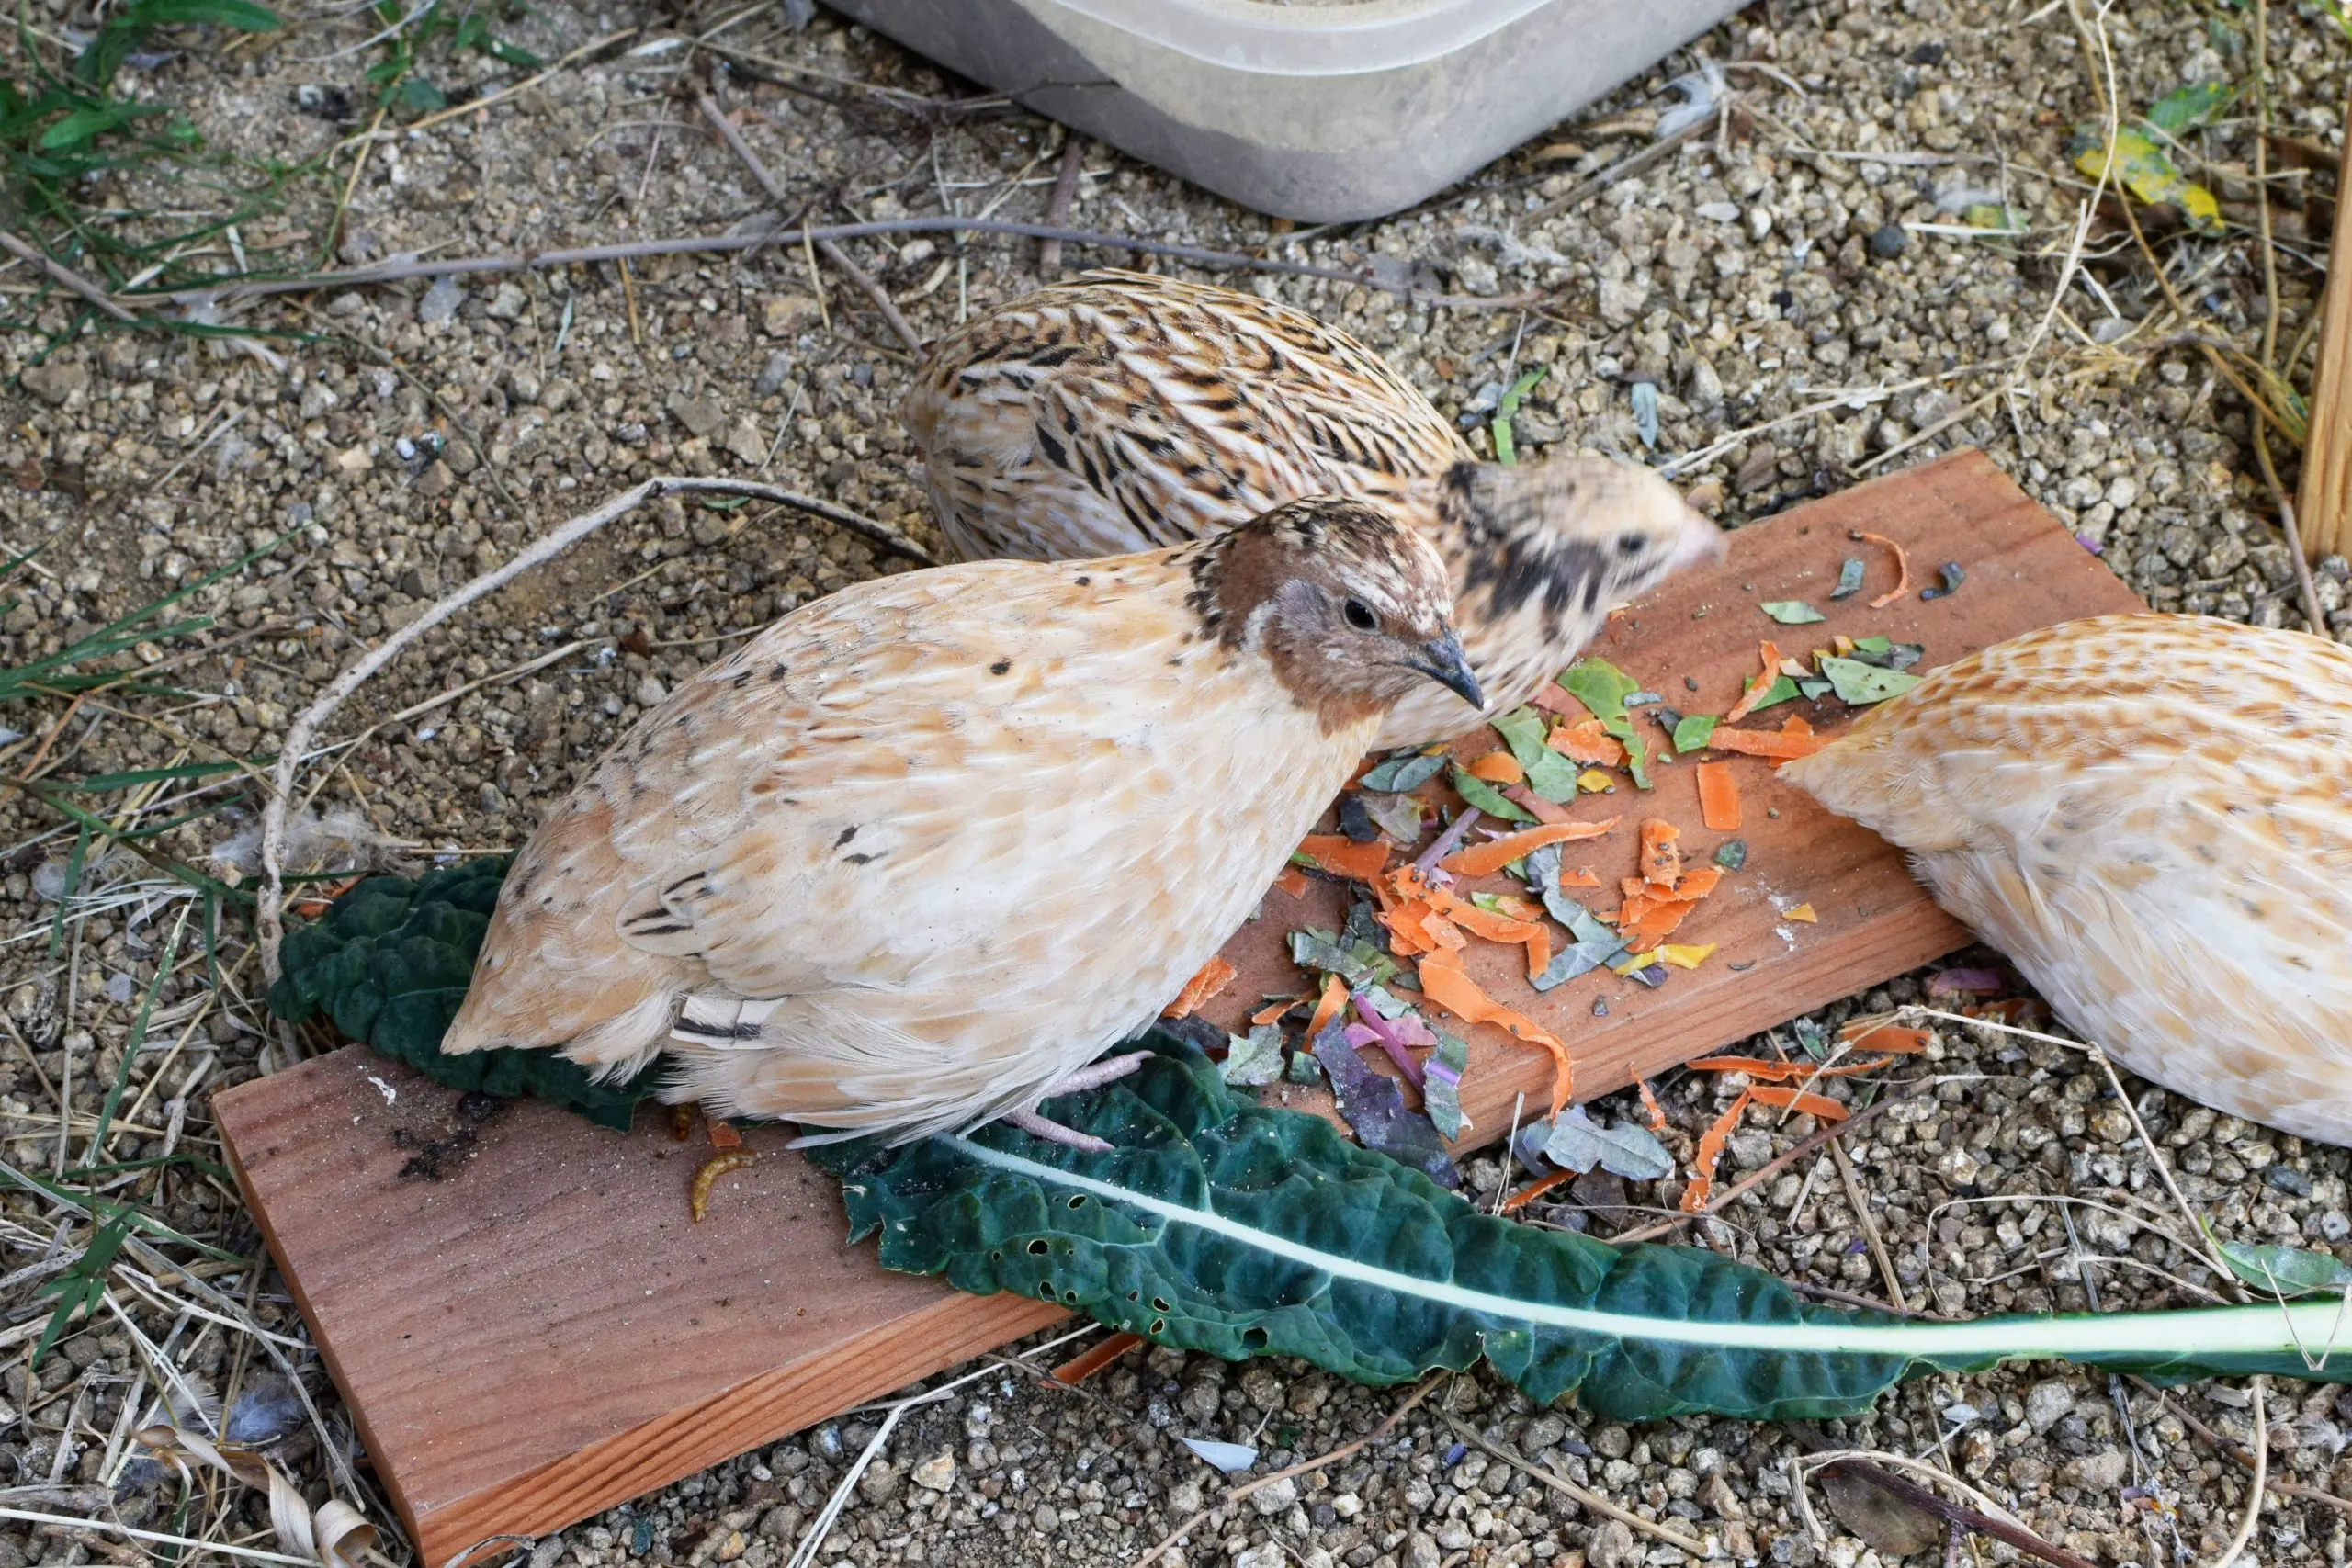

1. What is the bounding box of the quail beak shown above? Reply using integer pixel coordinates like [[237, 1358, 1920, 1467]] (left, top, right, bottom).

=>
[[1668, 504, 1729, 571], [1409, 630, 1487, 711]]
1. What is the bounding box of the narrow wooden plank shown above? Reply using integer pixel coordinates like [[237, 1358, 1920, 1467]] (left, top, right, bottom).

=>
[[1193, 447, 2143, 1139], [219, 1050, 1065, 1568], [2296, 96, 2352, 561], [215, 448, 2142, 1568]]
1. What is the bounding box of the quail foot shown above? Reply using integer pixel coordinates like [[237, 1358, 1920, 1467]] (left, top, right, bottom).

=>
[[440, 496, 1482, 1151], [1782, 613, 2352, 1146], [903, 268, 1724, 746]]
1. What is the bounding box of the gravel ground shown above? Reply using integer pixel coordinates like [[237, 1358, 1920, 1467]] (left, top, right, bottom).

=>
[[5, 1, 2352, 1566]]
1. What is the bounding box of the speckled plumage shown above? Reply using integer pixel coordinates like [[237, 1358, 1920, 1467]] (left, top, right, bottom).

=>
[[1781, 614, 2352, 1146], [903, 270, 1723, 747], [440, 498, 1476, 1145]]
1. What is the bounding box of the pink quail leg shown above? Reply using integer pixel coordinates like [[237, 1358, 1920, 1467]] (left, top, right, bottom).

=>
[[995, 1053, 1150, 1151]]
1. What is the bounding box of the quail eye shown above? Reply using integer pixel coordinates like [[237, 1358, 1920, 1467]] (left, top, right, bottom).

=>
[[1615, 533, 1648, 556], [1342, 598, 1379, 631]]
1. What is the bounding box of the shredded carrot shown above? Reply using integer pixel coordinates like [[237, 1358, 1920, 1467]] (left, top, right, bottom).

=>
[[1420, 909, 1469, 952], [1383, 900, 1438, 955], [1557, 865, 1601, 888], [1439, 818, 1619, 880], [1273, 866, 1309, 898], [706, 1118, 743, 1151], [1549, 719, 1628, 766], [1416, 952, 1576, 1116], [1498, 1168, 1578, 1213], [1053, 1331, 1146, 1385], [1500, 784, 1574, 825], [1296, 834, 1395, 882], [1688, 1055, 1800, 1077], [1695, 761, 1741, 831], [1681, 1089, 1752, 1212], [1250, 998, 1295, 1026], [1636, 1078, 1667, 1134], [1488, 893, 1545, 921], [1861, 530, 1912, 609], [1305, 973, 1347, 1039], [1162, 956, 1238, 1020], [1706, 722, 1827, 761], [1839, 1021, 1930, 1054], [1723, 639, 1783, 724], [1465, 750, 1525, 784], [1748, 1084, 1849, 1121], [1638, 818, 1683, 888]]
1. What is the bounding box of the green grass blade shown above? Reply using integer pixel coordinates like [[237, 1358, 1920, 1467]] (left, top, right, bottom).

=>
[[88, 918, 182, 1159]]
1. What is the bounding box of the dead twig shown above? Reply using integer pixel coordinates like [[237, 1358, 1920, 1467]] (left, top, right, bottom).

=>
[[132, 218, 1534, 310], [1134, 1378, 1442, 1567], [255, 476, 933, 981], [1830, 1138, 1909, 1313], [1442, 1415, 1713, 1557], [815, 237, 923, 355], [1039, 137, 1087, 273], [1529, 107, 1724, 222], [2212, 1377, 2267, 1568], [2132, 1378, 2352, 1517], [0, 231, 136, 322]]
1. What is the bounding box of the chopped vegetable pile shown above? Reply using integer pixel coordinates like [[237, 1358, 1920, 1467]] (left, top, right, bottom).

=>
[[1207, 554, 1962, 1197]]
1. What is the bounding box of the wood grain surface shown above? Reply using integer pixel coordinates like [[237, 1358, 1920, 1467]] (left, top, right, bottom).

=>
[[214, 449, 2143, 1568]]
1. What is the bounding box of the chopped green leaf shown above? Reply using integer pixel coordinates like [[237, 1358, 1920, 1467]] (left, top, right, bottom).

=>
[[1288, 928, 1398, 989], [1360, 751, 1448, 793], [1362, 791, 1426, 845], [1520, 1106, 1674, 1181], [1741, 674, 1803, 713], [1221, 1025, 1286, 1088], [1920, 562, 1966, 601], [1310, 1020, 1459, 1188], [1760, 600, 1826, 625], [1450, 767, 1537, 825], [1490, 705, 1580, 803], [1424, 1030, 1471, 1142], [1559, 660, 1651, 788], [1492, 367, 1548, 467], [1820, 657, 1924, 705], [1831, 558, 1866, 599], [1714, 840, 1748, 871], [1672, 714, 1717, 753], [2213, 1236, 2352, 1298]]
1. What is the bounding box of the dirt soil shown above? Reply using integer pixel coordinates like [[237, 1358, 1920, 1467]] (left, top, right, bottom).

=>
[[4, 1, 2352, 1566]]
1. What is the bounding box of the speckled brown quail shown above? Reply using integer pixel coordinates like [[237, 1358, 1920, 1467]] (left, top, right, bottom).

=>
[[439, 497, 1482, 1149], [1782, 613, 2352, 1146], [902, 269, 1723, 747]]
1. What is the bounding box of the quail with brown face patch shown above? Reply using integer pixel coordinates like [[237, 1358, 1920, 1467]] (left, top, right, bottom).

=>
[[903, 269, 1724, 746], [440, 496, 1481, 1149]]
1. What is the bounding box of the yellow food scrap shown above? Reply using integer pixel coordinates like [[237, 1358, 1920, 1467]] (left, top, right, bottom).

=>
[[1786, 903, 1818, 924], [1577, 769, 1616, 794], [1611, 949, 1661, 975], [1657, 943, 1718, 969]]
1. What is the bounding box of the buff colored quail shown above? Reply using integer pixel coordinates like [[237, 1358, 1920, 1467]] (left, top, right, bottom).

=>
[[902, 269, 1724, 747], [1781, 613, 2352, 1146], [439, 497, 1482, 1150]]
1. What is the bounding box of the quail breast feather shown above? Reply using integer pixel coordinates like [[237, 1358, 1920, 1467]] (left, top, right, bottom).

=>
[[1781, 613, 2352, 1146], [439, 496, 1477, 1145], [904, 269, 1723, 748]]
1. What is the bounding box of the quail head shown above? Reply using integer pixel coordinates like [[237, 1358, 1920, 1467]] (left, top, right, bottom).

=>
[[1781, 613, 2352, 1147], [902, 268, 1723, 748], [439, 496, 1480, 1149]]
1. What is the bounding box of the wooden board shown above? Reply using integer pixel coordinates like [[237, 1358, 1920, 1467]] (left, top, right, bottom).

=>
[[214, 449, 2143, 1568]]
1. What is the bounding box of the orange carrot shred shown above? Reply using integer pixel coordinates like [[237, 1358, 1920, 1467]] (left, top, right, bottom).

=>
[[1688, 1055, 1804, 1079], [1500, 784, 1574, 825], [1296, 834, 1395, 883], [1839, 1021, 1930, 1054], [1250, 999, 1295, 1026], [1416, 952, 1576, 1116], [1305, 972, 1347, 1039], [1549, 719, 1628, 766], [1723, 639, 1783, 724], [1748, 1084, 1849, 1121], [1053, 1331, 1146, 1385], [1636, 1077, 1667, 1134], [1466, 750, 1525, 785], [1638, 818, 1682, 888], [1273, 866, 1309, 899], [1558, 865, 1601, 888], [1706, 726, 1827, 761], [1498, 1168, 1578, 1213], [1861, 531, 1911, 609], [1682, 1089, 1752, 1212], [1439, 818, 1619, 880], [707, 1118, 744, 1150], [1161, 956, 1238, 1019], [1695, 761, 1741, 831]]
